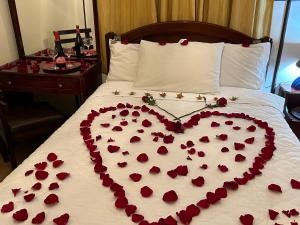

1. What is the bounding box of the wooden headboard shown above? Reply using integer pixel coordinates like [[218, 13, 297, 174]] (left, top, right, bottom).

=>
[[105, 21, 272, 72]]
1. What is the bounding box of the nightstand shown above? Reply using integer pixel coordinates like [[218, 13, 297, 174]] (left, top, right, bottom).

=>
[[279, 83, 300, 140]]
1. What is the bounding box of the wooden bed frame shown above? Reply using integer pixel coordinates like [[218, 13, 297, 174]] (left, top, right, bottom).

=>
[[105, 21, 272, 72]]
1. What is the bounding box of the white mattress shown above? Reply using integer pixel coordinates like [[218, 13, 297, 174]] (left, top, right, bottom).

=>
[[0, 81, 299, 225]]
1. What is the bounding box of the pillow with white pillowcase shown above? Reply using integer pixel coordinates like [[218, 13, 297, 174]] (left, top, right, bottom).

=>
[[107, 41, 139, 81], [220, 43, 271, 90], [133, 40, 224, 93]]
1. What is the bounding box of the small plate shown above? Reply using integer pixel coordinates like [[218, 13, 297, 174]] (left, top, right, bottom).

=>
[[42, 61, 81, 73]]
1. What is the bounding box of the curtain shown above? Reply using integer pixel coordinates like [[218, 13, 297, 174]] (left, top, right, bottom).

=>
[[97, 0, 274, 73]]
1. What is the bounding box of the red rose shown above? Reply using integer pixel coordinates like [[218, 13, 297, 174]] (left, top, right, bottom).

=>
[[216, 97, 227, 107], [142, 96, 149, 103]]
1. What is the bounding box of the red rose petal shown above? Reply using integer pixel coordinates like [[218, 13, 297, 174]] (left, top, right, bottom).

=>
[[234, 142, 245, 150], [117, 162, 127, 168], [132, 111, 140, 117], [268, 184, 282, 193], [12, 188, 21, 197], [125, 205, 137, 216], [225, 120, 233, 125], [32, 212, 45, 224], [291, 179, 300, 189], [44, 193, 59, 205], [120, 121, 128, 126], [149, 166, 161, 174], [142, 119, 152, 127], [112, 126, 123, 132], [153, 136, 159, 142], [35, 170, 49, 180], [215, 187, 227, 198], [32, 182, 42, 191], [25, 170, 34, 176], [108, 145, 120, 153], [101, 123, 110, 128], [163, 135, 174, 144], [13, 208, 28, 222], [122, 151, 129, 155], [186, 204, 200, 217], [216, 134, 228, 141], [211, 121, 220, 127], [199, 136, 209, 143], [176, 165, 188, 176], [197, 199, 210, 209], [167, 170, 177, 179], [282, 210, 291, 218], [140, 186, 153, 198], [181, 144, 187, 149], [197, 151, 205, 157], [120, 109, 129, 117], [47, 153, 57, 162], [49, 182, 60, 190], [115, 197, 128, 209], [130, 136, 141, 143], [247, 125, 256, 132], [132, 214, 144, 223], [137, 153, 148, 163], [245, 137, 255, 144], [200, 164, 208, 170], [192, 176, 205, 187], [157, 146, 168, 155], [163, 190, 178, 203], [164, 215, 177, 225], [239, 214, 254, 225], [137, 129, 144, 133], [34, 162, 48, 170], [129, 173, 142, 182], [206, 192, 220, 204], [56, 172, 70, 181], [223, 181, 239, 190], [53, 160, 64, 168], [221, 147, 229, 152], [180, 39, 189, 46], [268, 209, 279, 220], [218, 165, 228, 173], [53, 213, 69, 225], [186, 140, 194, 147], [188, 148, 196, 155], [290, 208, 299, 216], [1, 201, 14, 213], [233, 126, 241, 130], [24, 193, 35, 202], [235, 154, 246, 162], [176, 210, 191, 225]]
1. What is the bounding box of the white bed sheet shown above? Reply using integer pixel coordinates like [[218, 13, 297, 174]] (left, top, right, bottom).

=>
[[0, 81, 299, 225]]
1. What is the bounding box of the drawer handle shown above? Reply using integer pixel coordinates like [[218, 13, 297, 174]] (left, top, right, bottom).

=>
[[7, 81, 12, 85], [58, 83, 63, 88]]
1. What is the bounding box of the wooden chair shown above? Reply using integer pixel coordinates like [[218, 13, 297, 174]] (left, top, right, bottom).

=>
[[0, 98, 66, 169]]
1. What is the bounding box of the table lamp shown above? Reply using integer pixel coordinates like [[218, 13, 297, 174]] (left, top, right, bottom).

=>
[[291, 59, 300, 90]]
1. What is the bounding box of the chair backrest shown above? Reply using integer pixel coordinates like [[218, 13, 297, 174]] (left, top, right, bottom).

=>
[[57, 28, 92, 45]]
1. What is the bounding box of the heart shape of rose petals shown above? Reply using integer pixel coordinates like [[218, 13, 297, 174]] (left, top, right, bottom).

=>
[[80, 103, 276, 224]]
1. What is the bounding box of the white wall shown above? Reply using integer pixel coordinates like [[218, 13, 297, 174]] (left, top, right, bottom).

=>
[[0, 0, 18, 65]]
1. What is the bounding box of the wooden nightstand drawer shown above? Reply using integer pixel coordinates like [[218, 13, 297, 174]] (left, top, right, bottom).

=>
[[0, 74, 80, 94]]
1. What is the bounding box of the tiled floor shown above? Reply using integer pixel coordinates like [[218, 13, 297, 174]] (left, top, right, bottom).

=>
[[0, 140, 43, 182]]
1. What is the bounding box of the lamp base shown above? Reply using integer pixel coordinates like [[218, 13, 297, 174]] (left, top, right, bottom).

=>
[[291, 77, 300, 90]]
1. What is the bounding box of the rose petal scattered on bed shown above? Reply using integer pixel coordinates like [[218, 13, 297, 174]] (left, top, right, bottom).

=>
[[163, 215, 177, 225], [112, 126, 123, 132], [234, 143, 245, 150], [49, 182, 60, 190], [130, 136, 141, 143], [163, 135, 174, 144], [149, 166, 160, 174], [115, 197, 128, 209], [199, 136, 209, 143], [44, 193, 59, 205], [35, 170, 49, 180], [188, 148, 196, 155], [200, 164, 208, 170], [34, 162, 48, 170], [233, 126, 241, 130], [142, 119, 152, 128], [291, 179, 300, 189], [225, 120, 233, 125], [53, 213, 69, 225], [125, 205, 137, 216], [245, 137, 255, 144], [122, 151, 129, 156], [12, 208, 28, 222], [290, 208, 299, 216], [132, 213, 144, 223], [101, 123, 110, 128], [192, 176, 205, 187], [247, 125, 256, 132], [137, 129, 144, 133], [221, 147, 229, 153], [167, 170, 177, 179], [129, 173, 142, 182], [163, 190, 178, 203], [177, 210, 191, 224], [235, 154, 246, 162], [137, 153, 148, 163], [268, 209, 279, 220], [53, 160, 64, 168], [117, 162, 127, 168], [223, 181, 239, 190], [120, 121, 128, 126], [218, 165, 228, 173], [197, 151, 205, 157], [176, 165, 188, 176], [24, 193, 35, 202], [25, 169, 34, 176], [47, 153, 58, 162], [31, 212, 45, 224], [56, 172, 70, 181], [211, 122, 220, 127], [12, 188, 21, 197], [108, 145, 120, 153], [239, 214, 254, 225], [157, 146, 168, 155], [31, 182, 42, 191], [140, 186, 153, 198], [1, 201, 14, 213], [120, 109, 129, 117], [268, 184, 282, 193], [216, 134, 228, 141], [107, 137, 115, 143], [132, 111, 140, 117]]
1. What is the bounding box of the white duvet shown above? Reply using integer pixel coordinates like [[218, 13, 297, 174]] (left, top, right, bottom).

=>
[[0, 81, 299, 225]]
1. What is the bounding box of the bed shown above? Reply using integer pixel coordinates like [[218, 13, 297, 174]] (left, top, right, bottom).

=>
[[1, 21, 300, 225]]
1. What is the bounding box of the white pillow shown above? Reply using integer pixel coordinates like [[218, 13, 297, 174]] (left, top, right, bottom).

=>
[[107, 41, 139, 81], [220, 43, 271, 89], [133, 40, 224, 93]]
